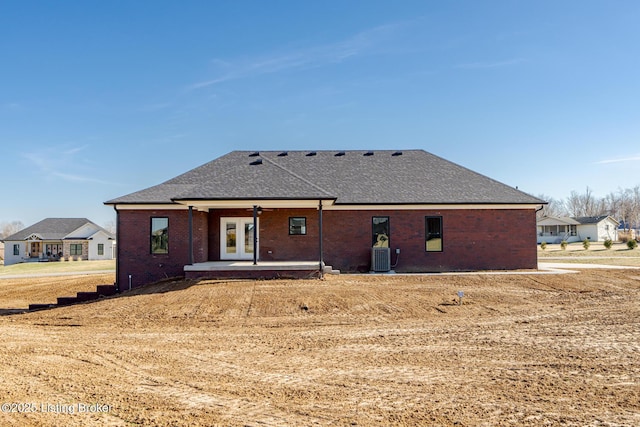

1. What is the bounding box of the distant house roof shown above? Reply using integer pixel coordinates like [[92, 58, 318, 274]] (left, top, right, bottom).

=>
[[573, 215, 619, 225], [106, 150, 545, 206], [537, 215, 619, 226], [2, 218, 114, 241]]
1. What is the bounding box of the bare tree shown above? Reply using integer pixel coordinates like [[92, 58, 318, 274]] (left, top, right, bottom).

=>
[[565, 190, 583, 217], [535, 194, 566, 218], [629, 185, 640, 230], [0, 221, 25, 239], [564, 187, 607, 217], [103, 220, 117, 235]]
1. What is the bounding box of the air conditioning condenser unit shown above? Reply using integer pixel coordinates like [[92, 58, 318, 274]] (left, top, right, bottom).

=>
[[371, 247, 391, 272]]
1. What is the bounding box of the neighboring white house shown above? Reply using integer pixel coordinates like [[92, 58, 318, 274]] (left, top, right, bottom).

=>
[[537, 215, 619, 244], [1, 218, 116, 266]]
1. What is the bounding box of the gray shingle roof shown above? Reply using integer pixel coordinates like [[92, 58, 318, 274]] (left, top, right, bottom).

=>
[[573, 215, 618, 225], [106, 150, 545, 206], [2, 218, 111, 241]]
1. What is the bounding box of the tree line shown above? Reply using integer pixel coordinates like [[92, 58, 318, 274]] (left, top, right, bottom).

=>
[[0, 221, 24, 240], [537, 185, 640, 231]]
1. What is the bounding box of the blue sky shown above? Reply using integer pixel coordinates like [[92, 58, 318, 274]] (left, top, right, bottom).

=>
[[2, 1, 639, 227]]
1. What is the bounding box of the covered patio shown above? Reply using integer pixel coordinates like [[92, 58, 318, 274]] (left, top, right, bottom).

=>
[[178, 198, 332, 280]]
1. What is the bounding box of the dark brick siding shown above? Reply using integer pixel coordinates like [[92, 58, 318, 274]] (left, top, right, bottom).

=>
[[117, 207, 537, 288], [116, 208, 207, 289]]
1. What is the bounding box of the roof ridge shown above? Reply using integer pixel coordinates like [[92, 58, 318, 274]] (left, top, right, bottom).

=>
[[260, 154, 335, 199]]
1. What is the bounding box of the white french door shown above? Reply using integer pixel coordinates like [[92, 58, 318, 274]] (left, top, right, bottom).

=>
[[220, 217, 257, 260]]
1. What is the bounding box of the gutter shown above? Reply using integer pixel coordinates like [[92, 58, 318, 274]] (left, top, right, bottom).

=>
[[113, 205, 120, 293]]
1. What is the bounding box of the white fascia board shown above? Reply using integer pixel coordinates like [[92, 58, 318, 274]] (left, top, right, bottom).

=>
[[325, 204, 543, 211], [114, 202, 541, 211], [176, 199, 332, 209], [605, 216, 620, 225], [114, 199, 333, 211], [114, 204, 190, 211]]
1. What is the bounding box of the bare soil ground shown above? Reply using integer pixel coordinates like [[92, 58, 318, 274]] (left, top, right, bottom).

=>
[[0, 274, 114, 312], [0, 270, 639, 426]]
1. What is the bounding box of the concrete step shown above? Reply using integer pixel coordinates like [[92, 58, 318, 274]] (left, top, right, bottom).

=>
[[322, 265, 340, 275]]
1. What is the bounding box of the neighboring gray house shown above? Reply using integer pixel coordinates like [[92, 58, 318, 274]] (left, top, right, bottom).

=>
[[1, 218, 116, 266], [537, 215, 619, 243]]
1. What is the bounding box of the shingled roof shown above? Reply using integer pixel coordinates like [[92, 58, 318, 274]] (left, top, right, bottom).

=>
[[106, 150, 544, 206], [2, 218, 112, 241]]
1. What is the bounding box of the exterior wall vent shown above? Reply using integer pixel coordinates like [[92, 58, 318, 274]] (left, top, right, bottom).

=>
[[371, 247, 391, 272]]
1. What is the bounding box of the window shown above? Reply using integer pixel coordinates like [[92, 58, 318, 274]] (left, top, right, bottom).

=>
[[425, 216, 443, 252], [372, 216, 390, 247], [98, 243, 104, 255], [13, 244, 20, 256], [151, 217, 169, 254], [70, 244, 83, 256], [289, 217, 307, 235]]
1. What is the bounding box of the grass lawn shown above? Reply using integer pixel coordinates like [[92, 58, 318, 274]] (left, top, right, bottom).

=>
[[0, 259, 115, 276], [538, 241, 640, 266]]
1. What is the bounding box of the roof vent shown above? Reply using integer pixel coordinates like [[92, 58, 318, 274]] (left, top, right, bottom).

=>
[[364, 151, 374, 156], [335, 151, 345, 157], [249, 151, 260, 157], [306, 151, 317, 157], [250, 158, 263, 166], [392, 151, 403, 156], [278, 151, 288, 157]]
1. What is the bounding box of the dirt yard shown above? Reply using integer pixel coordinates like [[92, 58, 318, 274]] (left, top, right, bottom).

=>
[[0, 270, 639, 426]]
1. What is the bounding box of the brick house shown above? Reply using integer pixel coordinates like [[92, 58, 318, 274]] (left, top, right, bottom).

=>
[[105, 150, 545, 289]]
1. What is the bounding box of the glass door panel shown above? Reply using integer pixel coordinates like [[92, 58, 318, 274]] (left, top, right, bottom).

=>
[[244, 223, 254, 254], [225, 223, 237, 254], [221, 218, 258, 260]]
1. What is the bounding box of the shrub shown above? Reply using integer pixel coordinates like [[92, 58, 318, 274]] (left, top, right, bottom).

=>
[[583, 239, 590, 250], [603, 239, 613, 249], [540, 242, 547, 250], [560, 240, 568, 250], [628, 240, 638, 250]]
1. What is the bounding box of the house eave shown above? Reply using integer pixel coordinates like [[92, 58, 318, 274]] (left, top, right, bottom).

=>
[[174, 198, 336, 209], [327, 202, 545, 210], [111, 201, 543, 211]]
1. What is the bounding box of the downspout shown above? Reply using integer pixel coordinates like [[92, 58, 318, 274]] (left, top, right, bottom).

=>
[[188, 206, 194, 265], [318, 200, 324, 279], [253, 205, 258, 265], [535, 205, 545, 242], [113, 205, 120, 293]]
